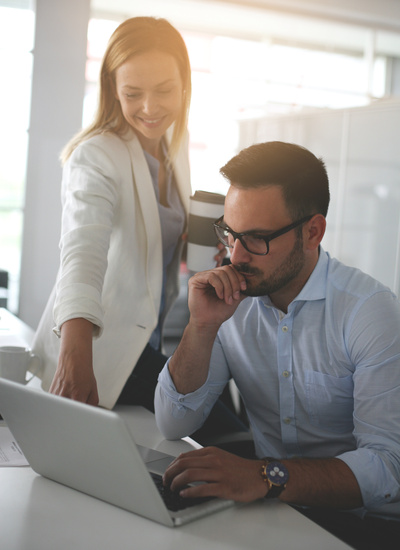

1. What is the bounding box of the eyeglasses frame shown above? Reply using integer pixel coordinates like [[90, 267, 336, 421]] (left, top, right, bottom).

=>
[[213, 214, 314, 256]]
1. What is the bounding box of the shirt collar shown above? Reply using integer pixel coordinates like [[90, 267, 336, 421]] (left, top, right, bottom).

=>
[[258, 247, 329, 310]]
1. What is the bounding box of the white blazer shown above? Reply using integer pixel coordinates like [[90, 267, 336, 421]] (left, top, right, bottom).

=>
[[32, 129, 191, 409]]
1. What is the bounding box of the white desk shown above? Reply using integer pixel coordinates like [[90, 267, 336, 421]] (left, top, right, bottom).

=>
[[0, 309, 352, 550]]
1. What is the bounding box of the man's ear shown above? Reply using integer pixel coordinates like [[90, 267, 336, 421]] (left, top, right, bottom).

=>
[[305, 214, 326, 250]]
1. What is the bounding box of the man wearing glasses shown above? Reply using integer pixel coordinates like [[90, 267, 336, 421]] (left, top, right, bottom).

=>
[[155, 141, 400, 549]]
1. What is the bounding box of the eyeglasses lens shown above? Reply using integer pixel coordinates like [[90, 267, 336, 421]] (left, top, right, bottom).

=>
[[215, 225, 268, 255]]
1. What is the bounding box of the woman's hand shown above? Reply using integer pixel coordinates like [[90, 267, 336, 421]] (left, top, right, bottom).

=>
[[49, 318, 99, 406]]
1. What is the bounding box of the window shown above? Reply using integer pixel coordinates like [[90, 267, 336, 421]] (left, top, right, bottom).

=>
[[0, 3, 35, 312], [2, 12, 388, 313], [83, 18, 119, 128], [84, 20, 386, 195]]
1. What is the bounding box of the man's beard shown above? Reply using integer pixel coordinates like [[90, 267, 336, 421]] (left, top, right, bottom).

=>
[[233, 234, 305, 297]]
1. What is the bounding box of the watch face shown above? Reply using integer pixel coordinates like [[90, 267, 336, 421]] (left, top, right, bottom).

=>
[[266, 461, 289, 486]]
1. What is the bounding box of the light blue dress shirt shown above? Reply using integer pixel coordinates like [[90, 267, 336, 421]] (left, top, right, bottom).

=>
[[156, 248, 400, 520]]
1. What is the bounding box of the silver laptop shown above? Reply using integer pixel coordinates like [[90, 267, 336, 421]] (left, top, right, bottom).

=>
[[0, 378, 234, 527]]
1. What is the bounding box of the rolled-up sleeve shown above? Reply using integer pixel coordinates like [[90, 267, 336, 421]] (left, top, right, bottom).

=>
[[53, 141, 119, 337], [337, 291, 400, 516], [155, 346, 229, 440], [155, 359, 211, 439], [338, 448, 400, 513]]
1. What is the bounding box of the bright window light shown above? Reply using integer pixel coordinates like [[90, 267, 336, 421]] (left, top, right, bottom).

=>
[[83, 20, 387, 194], [0, 5, 35, 312]]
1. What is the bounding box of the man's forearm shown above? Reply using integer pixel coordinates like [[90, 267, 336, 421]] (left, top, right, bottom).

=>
[[280, 457, 362, 509], [168, 321, 219, 394], [162, 448, 364, 508], [167, 265, 247, 394]]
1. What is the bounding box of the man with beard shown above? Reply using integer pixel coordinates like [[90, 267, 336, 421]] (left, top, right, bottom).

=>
[[154, 141, 400, 549]]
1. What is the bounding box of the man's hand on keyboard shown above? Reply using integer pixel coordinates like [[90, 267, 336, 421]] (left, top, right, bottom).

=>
[[162, 447, 267, 502]]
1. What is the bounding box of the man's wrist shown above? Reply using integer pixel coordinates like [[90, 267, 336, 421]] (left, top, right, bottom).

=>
[[187, 317, 221, 337]]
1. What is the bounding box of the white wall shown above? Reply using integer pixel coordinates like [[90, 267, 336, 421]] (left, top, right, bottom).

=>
[[18, 0, 90, 328]]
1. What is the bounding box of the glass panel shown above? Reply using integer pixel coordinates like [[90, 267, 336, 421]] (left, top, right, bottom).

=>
[[0, 5, 35, 311], [0, 209, 23, 312], [340, 106, 400, 290], [0, 5, 35, 51], [0, 131, 29, 207]]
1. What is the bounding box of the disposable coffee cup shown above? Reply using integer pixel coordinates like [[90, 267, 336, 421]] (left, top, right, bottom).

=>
[[0, 346, 40, 385], [187, 190, 225, 272]]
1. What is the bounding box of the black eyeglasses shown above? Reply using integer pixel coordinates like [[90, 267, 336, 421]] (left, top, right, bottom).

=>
[[213, 215, 313, 256]]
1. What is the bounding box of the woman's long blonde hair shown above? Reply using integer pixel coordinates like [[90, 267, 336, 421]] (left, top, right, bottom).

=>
[[61, 17, 192, 164]]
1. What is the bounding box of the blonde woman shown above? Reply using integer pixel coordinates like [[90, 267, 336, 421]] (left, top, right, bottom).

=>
[[33, 17, 220, 412]]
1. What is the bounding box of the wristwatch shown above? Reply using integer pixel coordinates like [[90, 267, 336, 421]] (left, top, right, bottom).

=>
[[260, 458, 289, 499]]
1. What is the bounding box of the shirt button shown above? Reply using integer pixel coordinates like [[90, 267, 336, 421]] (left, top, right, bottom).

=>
[[282, 326, 288, 332], [282, 370, 290, 378], [283, 417, 291, 424], [178, 397, 184, 403]]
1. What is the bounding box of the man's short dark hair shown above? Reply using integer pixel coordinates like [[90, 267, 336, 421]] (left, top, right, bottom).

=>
[[220, 141, 330, 219]]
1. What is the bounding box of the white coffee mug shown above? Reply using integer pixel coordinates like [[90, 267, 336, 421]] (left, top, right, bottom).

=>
[[186, 190, 225, 272], [0, 346, 40, 385]]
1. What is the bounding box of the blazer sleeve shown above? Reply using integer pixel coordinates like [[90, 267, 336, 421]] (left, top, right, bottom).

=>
[[53, 137, 121, 336]]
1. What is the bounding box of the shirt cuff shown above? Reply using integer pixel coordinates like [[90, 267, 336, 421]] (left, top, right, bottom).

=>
[[157, 357, 211, 412], [53, 283, 104, 338], [338, 448, 400, 509]]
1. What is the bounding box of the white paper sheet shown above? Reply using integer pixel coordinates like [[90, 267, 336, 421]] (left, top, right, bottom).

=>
[[0, 425, 29, 467]]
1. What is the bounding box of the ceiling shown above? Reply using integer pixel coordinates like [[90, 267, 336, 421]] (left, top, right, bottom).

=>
[[91, 0, 400, 57]]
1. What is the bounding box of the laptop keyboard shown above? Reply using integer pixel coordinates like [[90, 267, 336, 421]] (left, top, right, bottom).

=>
[[150, 472, 215, 512]]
